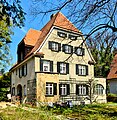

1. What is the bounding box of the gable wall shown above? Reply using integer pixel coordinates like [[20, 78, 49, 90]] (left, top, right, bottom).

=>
[[35, 28, 94, 81]]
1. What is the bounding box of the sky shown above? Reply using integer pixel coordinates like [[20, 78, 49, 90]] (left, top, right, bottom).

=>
[[9, 0, 54, 71]]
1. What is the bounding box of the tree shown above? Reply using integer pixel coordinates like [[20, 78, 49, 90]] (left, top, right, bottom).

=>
[[87, 31, 117, 77], [30, 0, 117, 34], [0, 0, 26, 71], [0, 72, 11, 101]]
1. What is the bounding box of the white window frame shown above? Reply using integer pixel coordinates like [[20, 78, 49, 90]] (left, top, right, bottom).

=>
[[60, 63, 66, 74], [46, 83, 53, 95], [76, 48, 83, 55], [95, 84, 104, 95], [52, 42, 58, 51], [79, 85, 86, 95], [43, 61, 50, 72], [78, 65, 86, 75], [60, 84, 67, 95]]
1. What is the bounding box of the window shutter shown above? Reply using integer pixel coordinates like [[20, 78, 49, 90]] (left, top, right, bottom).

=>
[[62, 44, 65, 52], [40, 59, 43, 72], [58, 43, 61, 51], [86, 65, 88, 75], [66, 63, 69, 74], [22, 65, 24, 76], [59, 84, 62, 95], [50, 61, 53, 72], [19, 68, 20, 78], [26, 64, 27, 75], [54, 83, 57, 95], [74, 47, 77, 54], [71, 46, 73, 53], [76, 84, 79, 95], [57, 62, 60, 73], [48, 41, 52, 49], [67, 84, 70, 95], [82, 48, 85, 55], [86, 85, 89, 95], [76, 64, 79, 75]]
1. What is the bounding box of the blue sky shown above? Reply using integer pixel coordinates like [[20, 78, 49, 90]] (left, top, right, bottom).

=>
[[9, 0, 53, 71]]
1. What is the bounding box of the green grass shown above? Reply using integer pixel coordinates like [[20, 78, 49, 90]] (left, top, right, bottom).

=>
[[0, 103, 117, 120]]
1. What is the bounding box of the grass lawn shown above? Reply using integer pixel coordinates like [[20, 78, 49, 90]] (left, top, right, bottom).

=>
[[0, 103, 117, 120]]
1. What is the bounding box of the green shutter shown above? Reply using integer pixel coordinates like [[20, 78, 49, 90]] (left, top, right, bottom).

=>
[[76, 64, 79, 75], [50, 61, 53, 72], [62, 44, 65, 52], [76, 84, 79, 95], [54, 83, 57, 95], [58, 43, 61, 51], [86, 85, 89, 95], [57, 62, 60, 73], [59, 84, 62, 95], [66, 63, 69, 74], [40, 59, 43, 71], [82, 48, 85, 55], [67, 84, 70, 95], [86, 65, 88, 75], [48, 41, 52, 49]]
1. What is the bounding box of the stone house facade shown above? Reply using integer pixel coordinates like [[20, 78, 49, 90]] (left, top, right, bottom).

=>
[[10, 12, 106, 104]]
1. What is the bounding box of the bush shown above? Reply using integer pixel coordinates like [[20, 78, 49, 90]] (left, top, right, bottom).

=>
[[107, 94, 117, 102]]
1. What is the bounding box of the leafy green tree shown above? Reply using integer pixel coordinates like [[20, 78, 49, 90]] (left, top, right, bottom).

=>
[[0, 72, 11, 101], [0, 0, 26, 71], [87, 32, 117, 77]]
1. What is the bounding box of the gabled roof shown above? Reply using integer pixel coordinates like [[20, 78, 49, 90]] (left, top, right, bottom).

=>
[[20, 29, 41, 46], [107, 54, 117, 79], [26, 12, 81, 57], [10, 12, 82, 71]]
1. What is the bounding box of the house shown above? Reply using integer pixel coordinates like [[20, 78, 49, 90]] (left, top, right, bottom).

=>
[[10, 12, 106, 105], [107, 54, 117, 94]]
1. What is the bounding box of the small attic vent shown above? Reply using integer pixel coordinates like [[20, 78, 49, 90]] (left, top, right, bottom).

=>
[[115, 71, 117, 74]]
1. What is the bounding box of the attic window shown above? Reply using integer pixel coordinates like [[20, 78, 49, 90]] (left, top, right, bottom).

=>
[[57, 31, 67, 38], [69, 35, 77, 40]]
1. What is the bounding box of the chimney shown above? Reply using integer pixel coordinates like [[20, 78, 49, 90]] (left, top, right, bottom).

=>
[[50, 14, 55, 19]]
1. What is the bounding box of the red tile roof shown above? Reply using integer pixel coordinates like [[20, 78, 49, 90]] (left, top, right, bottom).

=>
[[22, 29, 41, 46], [107, 54, 117, 79]]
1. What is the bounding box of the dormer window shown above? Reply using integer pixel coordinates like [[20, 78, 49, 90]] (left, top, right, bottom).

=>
[[21, 52, 24, 61], [57, 31, 67, 38], [49, 41, 61, 52], [62, 44, 73, 54], [69, 35, 77, 40], [74, 47, 85, 56]]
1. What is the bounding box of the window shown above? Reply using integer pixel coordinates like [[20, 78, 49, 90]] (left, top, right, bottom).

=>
[[21, 52, 24, 61], [59, 84, 70, 96], [19, 68, 22, 78], [62, 44, 73, 54], [19, 64, 27, 78], [74, 47, 85, 56], [40, 60, 53, 72], [76, 64, 88, 76], [49, 41, 61, 52], [24, 85, 26, 96], [57, 31, 67, 38], [12, 87, 15, 96], [76, 84, 88, 95], [16, 69, 17, 75], [46, 83, 57, 96], [24, 64, 27, 76], [69, 34, 77, 40], [57, 62, 69, 74], [95, 84, 104, 95]]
